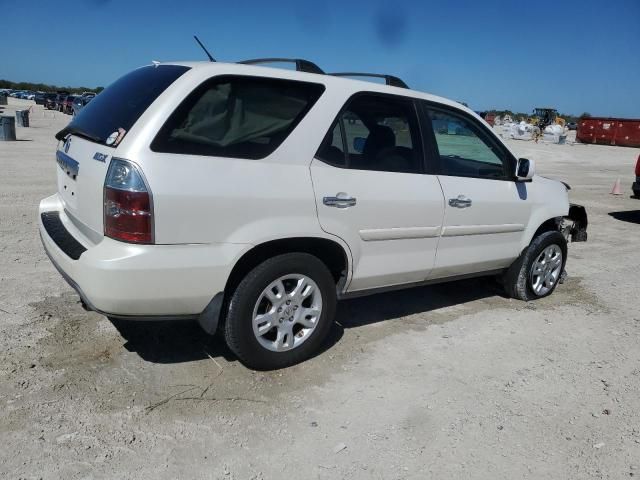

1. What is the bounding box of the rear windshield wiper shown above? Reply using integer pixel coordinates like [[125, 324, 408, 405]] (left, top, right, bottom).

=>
[[55, 125, 102, 144]]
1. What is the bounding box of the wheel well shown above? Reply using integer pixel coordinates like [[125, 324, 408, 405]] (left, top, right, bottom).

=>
[[224, 237, 349, 299], [533, 217, 562, 238]]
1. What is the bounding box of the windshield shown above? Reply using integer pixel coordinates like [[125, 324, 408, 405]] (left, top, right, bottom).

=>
[[58, 64, 189, 145]]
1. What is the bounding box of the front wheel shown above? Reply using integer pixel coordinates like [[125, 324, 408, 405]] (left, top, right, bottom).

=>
[[503, 231, 567, 301], [224, 253, 337, 370]]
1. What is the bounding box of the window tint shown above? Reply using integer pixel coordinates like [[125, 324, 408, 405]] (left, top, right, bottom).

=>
[[427, 109, 508, 179], [343, 114, 369, 155], [152, 76, 325, 159], [63, 65, 189, 145], [316, 123, 346, 167], [316, 94, 422, 174]]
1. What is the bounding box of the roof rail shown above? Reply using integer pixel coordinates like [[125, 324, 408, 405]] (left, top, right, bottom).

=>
[[238, 58, 324, 74], [329, 72, 409, 89]]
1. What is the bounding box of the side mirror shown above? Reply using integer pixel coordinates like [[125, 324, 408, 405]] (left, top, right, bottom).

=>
[[353, 137, 366, 153], [516, 157, 535, 180]]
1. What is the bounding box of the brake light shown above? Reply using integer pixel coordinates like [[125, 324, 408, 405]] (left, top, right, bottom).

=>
[[104, 159, 153, 243], [635, 154, 640, 177]]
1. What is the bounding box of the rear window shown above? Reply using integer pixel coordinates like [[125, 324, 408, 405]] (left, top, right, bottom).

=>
[[62, 65, 189, 145], [151, 75, 325, 159]]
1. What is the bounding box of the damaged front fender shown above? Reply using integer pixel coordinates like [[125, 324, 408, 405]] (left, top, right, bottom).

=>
[[564, 204, 588, 242]]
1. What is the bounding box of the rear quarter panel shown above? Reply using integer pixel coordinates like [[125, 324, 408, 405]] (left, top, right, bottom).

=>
[[114, 65, 352, 247]]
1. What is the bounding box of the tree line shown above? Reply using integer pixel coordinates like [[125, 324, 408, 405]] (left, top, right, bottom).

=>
[[0, 79, 104, 95]]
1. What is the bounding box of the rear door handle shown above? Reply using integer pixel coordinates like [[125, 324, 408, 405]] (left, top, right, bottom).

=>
[[448, 195, 472, 208], [323, 192, 357, 208]]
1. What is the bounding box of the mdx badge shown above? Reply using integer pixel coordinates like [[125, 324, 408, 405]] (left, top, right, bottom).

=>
[[93, 152, 109, 162]]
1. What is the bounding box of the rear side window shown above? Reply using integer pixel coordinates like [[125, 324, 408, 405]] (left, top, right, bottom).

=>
[[316, 93, 422, 174], [64, 65, 189, 145], [151, 76, 325, 159]]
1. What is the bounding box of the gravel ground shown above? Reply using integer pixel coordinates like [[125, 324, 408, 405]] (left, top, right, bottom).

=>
[[1, 98, 640, 479]]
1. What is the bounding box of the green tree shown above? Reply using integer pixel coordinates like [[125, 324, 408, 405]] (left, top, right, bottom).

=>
[[0, 79, 103, 94]]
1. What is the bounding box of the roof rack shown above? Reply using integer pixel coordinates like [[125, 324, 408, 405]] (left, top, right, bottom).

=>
[[328, 72, 409, 89], [238, 58, 324, 74]]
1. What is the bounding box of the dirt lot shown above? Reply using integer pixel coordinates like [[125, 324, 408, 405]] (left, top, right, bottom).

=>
[[1, 98, 640, 479]]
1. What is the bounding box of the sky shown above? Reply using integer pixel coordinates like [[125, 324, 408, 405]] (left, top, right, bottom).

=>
[[2, 0, 639, 117]]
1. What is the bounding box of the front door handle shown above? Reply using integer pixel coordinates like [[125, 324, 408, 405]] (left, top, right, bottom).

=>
[[448, 195, 472, 208], [323, 192, 357, 208]]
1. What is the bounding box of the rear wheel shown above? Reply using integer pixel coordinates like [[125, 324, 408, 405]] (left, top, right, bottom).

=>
[[224, 253, 336, 370], [503, 230, 567, 301]]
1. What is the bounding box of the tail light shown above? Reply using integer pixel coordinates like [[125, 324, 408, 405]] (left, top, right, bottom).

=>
[[104, 159, 153, 243], [635, 155, 640, 177]]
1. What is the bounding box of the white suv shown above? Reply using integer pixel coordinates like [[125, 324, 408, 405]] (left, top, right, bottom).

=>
[[39, 59, 588, 369]]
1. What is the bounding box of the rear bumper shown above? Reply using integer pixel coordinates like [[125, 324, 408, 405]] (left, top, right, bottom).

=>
[[39, 193, 247, 319]]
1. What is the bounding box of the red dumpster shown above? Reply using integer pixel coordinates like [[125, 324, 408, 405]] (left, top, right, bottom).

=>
[[577, 117, 640, 147]]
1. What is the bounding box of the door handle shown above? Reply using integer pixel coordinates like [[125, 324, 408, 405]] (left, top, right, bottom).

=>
[[323, 192, 357, 208], [448, 195, 472, 208]]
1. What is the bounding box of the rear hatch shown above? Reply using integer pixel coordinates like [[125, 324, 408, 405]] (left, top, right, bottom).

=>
[[54, 64, 190, 238]]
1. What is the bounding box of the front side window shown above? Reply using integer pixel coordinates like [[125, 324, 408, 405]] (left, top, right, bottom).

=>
[[316, 94, 422, 174], [427, 108, 509, 179], [152, 76, 325, 159]]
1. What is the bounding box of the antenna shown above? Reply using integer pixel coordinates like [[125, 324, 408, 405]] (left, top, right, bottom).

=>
[[193, 35, 215, 62]]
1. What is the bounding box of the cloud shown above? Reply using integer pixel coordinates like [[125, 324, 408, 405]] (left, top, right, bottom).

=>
[[373, 6, 408, 48]]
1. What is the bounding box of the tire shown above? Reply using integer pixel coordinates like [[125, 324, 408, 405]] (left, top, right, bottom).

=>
[[224, 253, 337, 370], [503, 230, 567, 301]]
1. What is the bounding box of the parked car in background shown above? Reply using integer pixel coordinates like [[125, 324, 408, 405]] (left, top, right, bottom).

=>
[[72, 95, 94, 115], [34, 92, 47, 105], [44, 93, 58, 109], [63, 95, 77, 114], [40, 61, 588, 369], [633, 155, 640, 198], [55, 94, 68, 112], [566, 122, 577, 130]]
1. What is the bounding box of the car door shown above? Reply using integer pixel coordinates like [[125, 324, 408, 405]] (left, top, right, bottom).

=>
[[310, 93, 445, 292], [422, 104, 532, 278]]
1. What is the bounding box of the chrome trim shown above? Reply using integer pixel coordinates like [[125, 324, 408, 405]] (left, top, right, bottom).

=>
[[56, 150, 79, 179], [448, 196, 472, 208], [441, 224, 525, 237], [323, 194, 356, 208], [359, 226, 441, 241]]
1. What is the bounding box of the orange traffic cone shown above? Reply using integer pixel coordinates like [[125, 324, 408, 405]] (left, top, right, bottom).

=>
[[611, 178, 622, 195]]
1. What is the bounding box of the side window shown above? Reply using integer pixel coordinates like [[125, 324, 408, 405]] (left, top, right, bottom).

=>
[[151, 76, 325, 160], [343, 113, 369, 155], [316, 94, 422, 174], [427, 108, 509, 180], [316, 122, 346, 167]]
